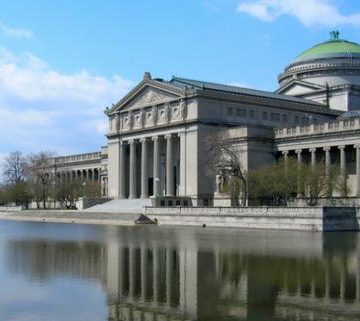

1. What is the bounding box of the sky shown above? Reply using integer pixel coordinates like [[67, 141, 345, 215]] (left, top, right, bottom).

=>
[[1, 0, 360, 158]]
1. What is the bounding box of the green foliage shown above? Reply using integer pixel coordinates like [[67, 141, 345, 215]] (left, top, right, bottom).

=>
[[248, 159, 298, 206], [248, 158, 344, 206]]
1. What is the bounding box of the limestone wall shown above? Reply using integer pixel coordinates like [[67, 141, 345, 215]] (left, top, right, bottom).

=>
[[144, 207, 359, 232]]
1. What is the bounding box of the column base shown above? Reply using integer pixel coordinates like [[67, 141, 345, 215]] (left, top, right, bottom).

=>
[[129, 195, 137, 199]]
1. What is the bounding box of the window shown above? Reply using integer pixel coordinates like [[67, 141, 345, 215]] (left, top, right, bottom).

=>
[[263, 112, 268, 120], [295, 116, 300, 124], [250, 110, 255, 118], [236, 108, 247, 117], [282, 114, 288, 123], [271, 113, 280, 122], [227, 107, 234, 116]]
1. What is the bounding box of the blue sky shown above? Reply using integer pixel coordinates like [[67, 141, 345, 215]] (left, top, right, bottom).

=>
[[1, 0, 360, 157]]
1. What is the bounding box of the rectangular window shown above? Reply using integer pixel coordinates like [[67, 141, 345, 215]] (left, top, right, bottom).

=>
[[263, 112, 268, 120], [282, 114, 288, 123], [250, 110, 255, 118], [227, 107, 234, 116], [295, 116, 300, 124]]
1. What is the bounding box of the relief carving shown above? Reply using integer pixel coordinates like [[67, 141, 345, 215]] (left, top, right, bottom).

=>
[[126, 87, 177, 110]]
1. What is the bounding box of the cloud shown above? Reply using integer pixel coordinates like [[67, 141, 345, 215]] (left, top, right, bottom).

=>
[[237, 0, 360, 27], [0, 48, 133, 156], [0, 20, 33, 39]]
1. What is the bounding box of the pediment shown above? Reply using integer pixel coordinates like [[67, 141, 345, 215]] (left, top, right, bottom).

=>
[[109, 82, 183, 114], [277, 80, 325, 96], [124, 86, 178, 110]]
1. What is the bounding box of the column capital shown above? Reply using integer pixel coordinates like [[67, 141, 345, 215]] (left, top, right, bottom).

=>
[[164, 134, 173, 140], [295, 149, 302, 154], [338, 145, 346, 150], [128, 139, 137, 145], [323, 146, 331, 152], [354, 144, 360, 149], [140, 137, 148, 143], [152, 135, 160, 142], [309, 148, 316, 153], [282, 150, 289, 155]]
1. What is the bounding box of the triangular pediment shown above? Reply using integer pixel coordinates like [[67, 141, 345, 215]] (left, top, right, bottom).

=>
[[123, 86, 178, 110], [108, 77, 184, 114], [276, 80, 325, 96]]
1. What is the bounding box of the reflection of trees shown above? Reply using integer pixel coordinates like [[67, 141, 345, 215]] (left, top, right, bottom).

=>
[[6, 240, 106, 282]]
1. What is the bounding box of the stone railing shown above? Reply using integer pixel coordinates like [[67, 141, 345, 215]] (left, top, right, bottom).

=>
[[108, 99, 187, 134], [275, 118, 360, 139], [55, 152, 102, 164], [0, 205, 23, 211]]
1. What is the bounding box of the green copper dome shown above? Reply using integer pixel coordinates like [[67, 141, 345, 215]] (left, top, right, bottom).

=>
[[294, 32, 360, 63]]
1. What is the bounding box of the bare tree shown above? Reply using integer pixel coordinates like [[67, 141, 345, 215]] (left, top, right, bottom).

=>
[[205, 128, 248, 206], [2, 151, 31, 207], [27, 151, 56, 209], [3, 151, 28, 185]]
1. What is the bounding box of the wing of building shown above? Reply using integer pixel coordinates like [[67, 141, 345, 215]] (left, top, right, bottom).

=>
[[55, 33, 360, 207]]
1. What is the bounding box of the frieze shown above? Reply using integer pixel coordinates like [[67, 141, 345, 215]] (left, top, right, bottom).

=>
[[114, 100, 187, 133]]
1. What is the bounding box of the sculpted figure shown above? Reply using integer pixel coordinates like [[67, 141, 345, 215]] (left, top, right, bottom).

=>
[[179, 99, 187, 120], [152, 105, 157, 124]]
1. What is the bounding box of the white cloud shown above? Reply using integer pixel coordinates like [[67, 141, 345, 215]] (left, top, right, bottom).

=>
[[237, 0, 360, 27], [0, 20, 33, 39], [0, 48, 133, 156]]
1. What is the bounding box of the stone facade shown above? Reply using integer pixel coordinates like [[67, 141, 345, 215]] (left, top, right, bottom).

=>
[[55, 36, 360, 207]]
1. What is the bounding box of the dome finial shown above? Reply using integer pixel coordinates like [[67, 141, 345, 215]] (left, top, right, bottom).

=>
[[330, 30, 340, 40]]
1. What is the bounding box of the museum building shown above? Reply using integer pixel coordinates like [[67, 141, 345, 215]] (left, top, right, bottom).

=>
[[54, 33, 360, 207]]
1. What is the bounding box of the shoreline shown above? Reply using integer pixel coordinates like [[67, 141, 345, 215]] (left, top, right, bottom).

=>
[[0, 210, 139, 226]]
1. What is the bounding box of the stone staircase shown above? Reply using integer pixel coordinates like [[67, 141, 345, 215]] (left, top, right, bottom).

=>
[[84, 198, 153, 213]]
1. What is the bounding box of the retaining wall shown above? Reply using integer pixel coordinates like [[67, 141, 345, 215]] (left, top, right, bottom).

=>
[[144, 207, 359, 231]]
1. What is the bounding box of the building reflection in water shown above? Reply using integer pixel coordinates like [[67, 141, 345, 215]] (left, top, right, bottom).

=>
[[5, 226, 360, 321]]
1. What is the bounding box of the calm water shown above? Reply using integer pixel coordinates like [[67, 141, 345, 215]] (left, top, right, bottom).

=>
[[0, 221, 359, 321]]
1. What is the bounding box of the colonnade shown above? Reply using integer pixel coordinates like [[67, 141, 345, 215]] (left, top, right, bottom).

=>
[[282, 144, 360, 196], [119, 133, 182, 199], [56, 168, 101, 183]]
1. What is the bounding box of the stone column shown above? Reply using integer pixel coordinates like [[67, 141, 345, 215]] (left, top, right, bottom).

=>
[[295, 149, 302, 198], [323, 147, 331, 197], [309, 148, 316, 168], [166, 134, 174, 197], [282, 150, 289, 173], [355, 145, 360, 197], [119, 142, 126, 199], [129, 140, 137, 199], [153, 136, 161, 197], [339, 145, 347, 196], [282, 150, 289, 166], [140, 138, 149, 198], [179, 132, 186, 196]]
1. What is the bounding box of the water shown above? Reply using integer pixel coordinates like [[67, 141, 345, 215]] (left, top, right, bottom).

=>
[[0, 221, 359, 321]]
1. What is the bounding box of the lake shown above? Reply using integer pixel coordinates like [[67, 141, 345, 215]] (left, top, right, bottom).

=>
[[0, 220, 359, 321]]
